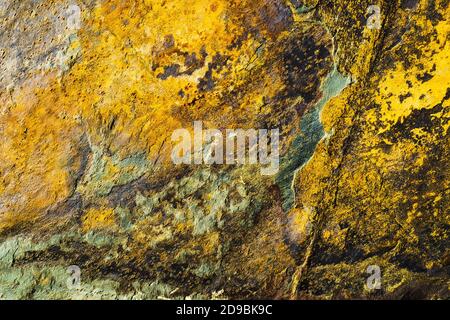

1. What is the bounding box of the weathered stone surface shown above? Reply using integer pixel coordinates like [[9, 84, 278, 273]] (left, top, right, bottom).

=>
[[0, 0, 448, 299]]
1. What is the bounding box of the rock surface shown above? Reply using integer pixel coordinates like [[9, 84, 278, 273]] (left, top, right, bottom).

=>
[[0, 0, 448, 299]]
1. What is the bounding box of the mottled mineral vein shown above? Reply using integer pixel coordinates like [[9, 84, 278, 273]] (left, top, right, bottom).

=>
[[277, 67, 350, 211]]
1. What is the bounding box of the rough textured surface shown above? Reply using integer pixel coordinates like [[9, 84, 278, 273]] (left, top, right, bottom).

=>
[[0, 0, 448, 299]]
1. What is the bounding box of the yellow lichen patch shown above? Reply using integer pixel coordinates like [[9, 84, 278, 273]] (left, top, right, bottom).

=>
[[132, 213, 173, 249], [81, 207, 116, 232], [373, 20, 450, 133], [287, 0, 449, 299], [320, 88, 355, 132], [203, 232, 220, 255]]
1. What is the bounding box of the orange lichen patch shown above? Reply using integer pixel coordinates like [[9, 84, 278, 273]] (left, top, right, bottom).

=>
[[81, 207, 116, 232], [0, 78, 83, 231], [52, 0, 288, 163], [93, 0, 230, 55], [0, 0, 294, 234]]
